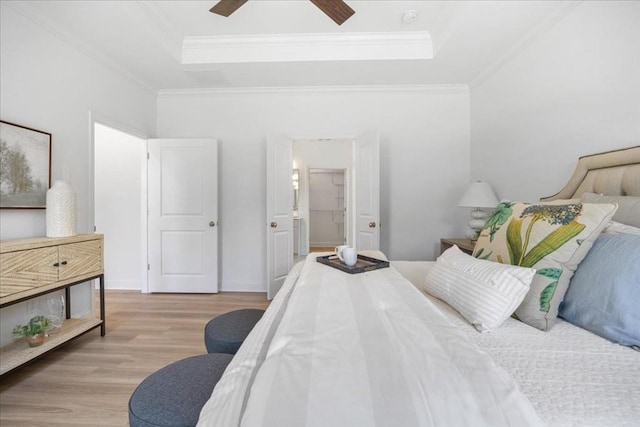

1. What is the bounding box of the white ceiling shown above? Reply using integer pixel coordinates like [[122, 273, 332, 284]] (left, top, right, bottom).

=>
[[6, 0, 578, 91]]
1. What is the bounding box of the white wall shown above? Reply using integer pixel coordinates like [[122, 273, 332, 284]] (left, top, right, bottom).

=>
[[94, 123, 144, 290], [0, 4, 156, 239], [0, 4, 156, 344], [470, 1, 640, 202], [158, 86, 470, 291]]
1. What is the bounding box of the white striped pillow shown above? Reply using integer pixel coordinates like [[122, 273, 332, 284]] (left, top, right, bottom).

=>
[[424, 246, 535, 332]]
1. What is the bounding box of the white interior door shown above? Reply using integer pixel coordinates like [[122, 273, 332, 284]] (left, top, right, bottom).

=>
[[354, 132, 380, 250], [267, 134, 293, 299], [344, 167, 351, 247], [148, 139, 218, 293]]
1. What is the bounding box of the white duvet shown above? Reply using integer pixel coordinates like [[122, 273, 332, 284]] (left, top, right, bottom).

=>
[[199, 252, 542, 426]]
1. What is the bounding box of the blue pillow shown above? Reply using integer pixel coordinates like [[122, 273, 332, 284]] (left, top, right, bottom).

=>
[[559, 234, 640, 347]]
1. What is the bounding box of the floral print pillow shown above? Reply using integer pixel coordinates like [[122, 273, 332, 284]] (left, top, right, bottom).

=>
[[472, 201, 617, 331]]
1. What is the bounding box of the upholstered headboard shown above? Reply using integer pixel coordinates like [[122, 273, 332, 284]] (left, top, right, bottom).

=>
[[541, 146, 640, 227], [541, 146, 640, 200]]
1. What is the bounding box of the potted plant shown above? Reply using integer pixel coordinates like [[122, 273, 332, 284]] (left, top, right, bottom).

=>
[[13, 315, 50, 347]]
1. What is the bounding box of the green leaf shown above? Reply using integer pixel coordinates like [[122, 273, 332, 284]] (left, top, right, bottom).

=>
[[474, 247, 493, 260], [521, 220, 586, 267], [506, 219, 523, 265], [485, 202, 514, 229], [540, 281, 558, 312], [13, 315, 50, 336], [485, 202, 515, 242], [536, 268, 562, 279]]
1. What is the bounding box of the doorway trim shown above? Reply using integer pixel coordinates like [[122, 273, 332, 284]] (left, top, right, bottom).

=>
[[89, 111, 149, 293]]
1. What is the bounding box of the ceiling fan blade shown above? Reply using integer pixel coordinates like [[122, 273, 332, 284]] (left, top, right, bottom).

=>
[[310, 0, 355, 25], [209, 0, 248, 17]]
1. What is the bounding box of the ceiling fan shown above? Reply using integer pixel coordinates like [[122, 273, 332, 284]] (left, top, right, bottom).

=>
[[210, 0, 355, 26]]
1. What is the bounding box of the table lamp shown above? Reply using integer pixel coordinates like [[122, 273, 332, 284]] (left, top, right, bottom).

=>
[[458, 181, 499, 241]]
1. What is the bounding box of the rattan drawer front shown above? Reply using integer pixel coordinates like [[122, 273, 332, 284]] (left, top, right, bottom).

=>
[[58, 240, 103, 281], [0, 247, 58, 297]]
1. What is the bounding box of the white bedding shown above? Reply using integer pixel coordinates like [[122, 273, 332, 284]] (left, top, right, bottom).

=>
[[199, 253, 542, 426], [199, 256, 639, 427], [198, 260, 305, 425], [394, 261, 640, 427]]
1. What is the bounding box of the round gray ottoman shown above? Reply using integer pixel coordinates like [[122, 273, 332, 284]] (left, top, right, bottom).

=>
[[128, 353, 233, 427], [204, 309, 264, 354]]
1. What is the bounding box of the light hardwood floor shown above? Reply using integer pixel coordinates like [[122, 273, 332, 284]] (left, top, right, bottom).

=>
[[0, 290, 269, 426], [309, 246, 335, 252]]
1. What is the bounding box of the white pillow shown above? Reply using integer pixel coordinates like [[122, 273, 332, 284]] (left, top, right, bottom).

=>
[[581, 193, 640, 227], [424, 246, 535, 332], [602, 220, 640, 235]]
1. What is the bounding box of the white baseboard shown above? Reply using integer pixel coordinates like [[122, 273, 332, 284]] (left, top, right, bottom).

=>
[[101, 280, 142, 290], [96, 280, 266, 293], [220, 281, 266, 292]]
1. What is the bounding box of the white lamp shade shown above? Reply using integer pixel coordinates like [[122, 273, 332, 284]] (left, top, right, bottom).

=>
[[457, 181, 499, 208]]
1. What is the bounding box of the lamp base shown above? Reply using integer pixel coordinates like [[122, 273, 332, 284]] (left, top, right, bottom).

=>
[[464, 228, 478, 240], [465, 208, 488, 240]]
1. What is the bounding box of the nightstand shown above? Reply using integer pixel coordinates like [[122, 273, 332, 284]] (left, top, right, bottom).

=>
[[440, 238, 475, 256]]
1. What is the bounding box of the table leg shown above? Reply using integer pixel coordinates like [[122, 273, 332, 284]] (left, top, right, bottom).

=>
[[100, 275, 105, 336]]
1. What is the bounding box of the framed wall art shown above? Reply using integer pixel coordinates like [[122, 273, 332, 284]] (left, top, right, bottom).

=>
[[0, 120, 52, 209]]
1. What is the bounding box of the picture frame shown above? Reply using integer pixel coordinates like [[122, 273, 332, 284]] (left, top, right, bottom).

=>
[[0, 120, 52, 209]]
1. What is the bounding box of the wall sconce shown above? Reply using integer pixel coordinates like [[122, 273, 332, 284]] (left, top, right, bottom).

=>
[[292, 169, 299, 211], [458, 181, 499, 241]]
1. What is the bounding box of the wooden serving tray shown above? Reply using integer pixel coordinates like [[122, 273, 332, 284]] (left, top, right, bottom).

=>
[[316, 254, 389, 274]]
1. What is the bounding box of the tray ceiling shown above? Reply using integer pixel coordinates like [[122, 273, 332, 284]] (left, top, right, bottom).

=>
[[4, 0, 579, 91]]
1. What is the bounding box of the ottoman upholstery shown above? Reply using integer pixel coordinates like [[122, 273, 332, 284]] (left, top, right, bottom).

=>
[[204, 309, 264, 354], [128, 353, 233, 427]]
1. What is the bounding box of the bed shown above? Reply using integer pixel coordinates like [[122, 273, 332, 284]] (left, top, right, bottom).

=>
[[198, 147, 640, 427]]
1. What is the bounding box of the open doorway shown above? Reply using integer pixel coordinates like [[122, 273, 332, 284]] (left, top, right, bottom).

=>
[[268, 132, 379, 299], [293, 139, 353, 257], [93, 122, 146, 290], [308, 168, 346, 252]]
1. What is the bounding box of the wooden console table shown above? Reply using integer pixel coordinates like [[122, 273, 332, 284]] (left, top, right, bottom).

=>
[[0, 234, 105, 376]]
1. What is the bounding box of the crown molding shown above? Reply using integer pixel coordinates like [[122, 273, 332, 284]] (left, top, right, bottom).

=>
[[182, 31, 433, 64], [4, 1, 157, 96], [158, 84, 469, 97], [428, 1, 464, 55], [469, 1, 582, 89], [135, 1, 183, 61]]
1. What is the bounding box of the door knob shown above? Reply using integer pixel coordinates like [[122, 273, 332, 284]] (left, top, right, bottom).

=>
[[209, 221, 216, 227], [369, 222, 376, 228], [270, 222, 278, 228]]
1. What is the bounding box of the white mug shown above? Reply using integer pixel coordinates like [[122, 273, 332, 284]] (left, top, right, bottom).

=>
[[334, 245, 348, 258], [339, 247, 358, 267]]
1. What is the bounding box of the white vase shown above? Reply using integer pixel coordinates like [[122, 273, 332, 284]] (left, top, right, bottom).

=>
[[46, 181, 77, 237]]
